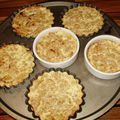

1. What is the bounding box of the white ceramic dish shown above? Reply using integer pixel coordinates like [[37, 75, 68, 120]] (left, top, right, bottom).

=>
[[33, 27, 80, 68], [84, 35, 120, 80]]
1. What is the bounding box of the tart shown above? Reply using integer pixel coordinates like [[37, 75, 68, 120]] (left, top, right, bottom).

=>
[[0, 44, 35, 87], [27, 70, 83, 120], [12, 5, 54, 38], [87, 39, 120, 73], [62, 6, 104, 36]]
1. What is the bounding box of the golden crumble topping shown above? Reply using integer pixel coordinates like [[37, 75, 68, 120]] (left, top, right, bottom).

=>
[[88, 40, 120, 73], [36, 30, 77, 62]]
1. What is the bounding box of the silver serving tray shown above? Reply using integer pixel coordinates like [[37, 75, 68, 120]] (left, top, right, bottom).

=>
[[0, 1, 120, 120]]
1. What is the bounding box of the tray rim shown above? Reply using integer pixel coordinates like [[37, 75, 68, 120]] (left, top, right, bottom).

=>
[[0, 88, 120, 120]]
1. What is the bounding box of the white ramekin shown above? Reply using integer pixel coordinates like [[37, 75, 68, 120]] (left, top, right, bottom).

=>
[[84, 35, 120, 80], [33, 27, 80, 68]]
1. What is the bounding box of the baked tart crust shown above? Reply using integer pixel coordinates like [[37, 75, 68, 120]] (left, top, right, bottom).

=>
[[62, 6, 104, 36], [12, 5, 54, 38], [0, 44, 35, 87], [27, 70, 83, 120]]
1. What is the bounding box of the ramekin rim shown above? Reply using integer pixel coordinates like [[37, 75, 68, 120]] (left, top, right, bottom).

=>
[[33, 27, 80, 65], [84, 34, 120, 75]]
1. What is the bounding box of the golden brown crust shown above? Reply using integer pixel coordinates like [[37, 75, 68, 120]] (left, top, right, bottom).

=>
[[0, 44, 35, 87], [28, 71, 83, 120], [62, 6, 104, 36], [36, 30, 77, 62], [12, 5, 54, 38], [88, 40, 120, 73]]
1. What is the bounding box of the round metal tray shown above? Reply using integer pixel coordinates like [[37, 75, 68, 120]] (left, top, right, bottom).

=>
[[0, 1, 120, 120]]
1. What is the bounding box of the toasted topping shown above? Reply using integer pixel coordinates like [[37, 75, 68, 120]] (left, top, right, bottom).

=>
[[28, 71, 83, 120], [62, 6, 104, 36], [36, 30, 77, 62], [12, 6, 54, 38], [0, 44, 34, 87], [88, 40, 120, 73]]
